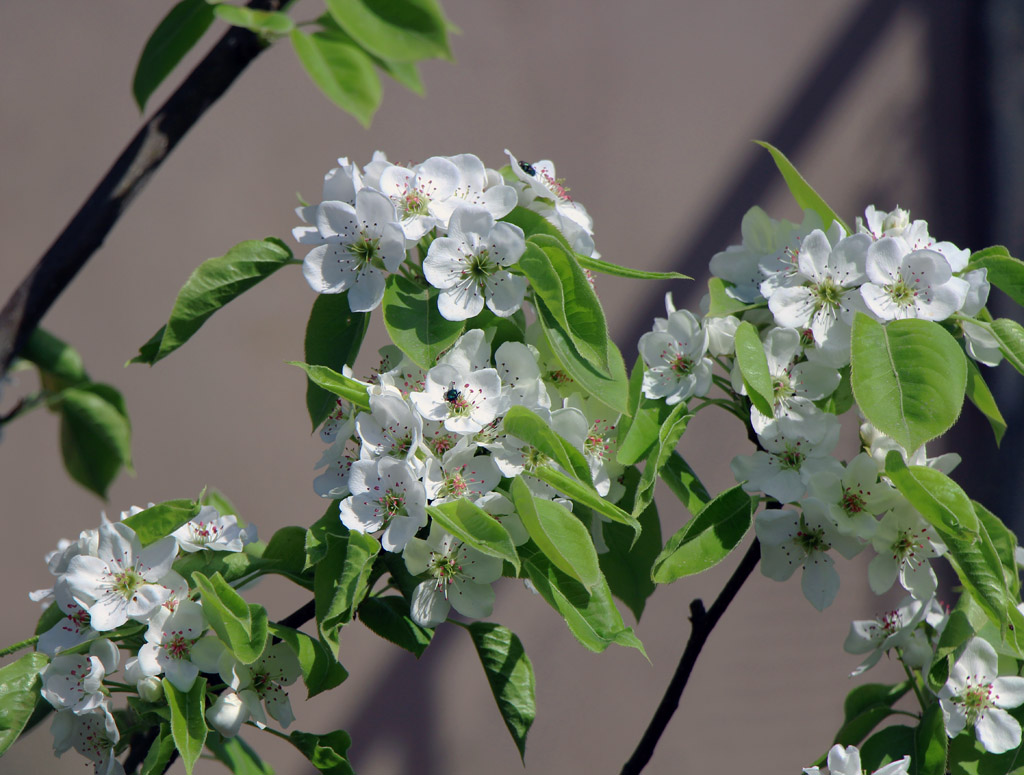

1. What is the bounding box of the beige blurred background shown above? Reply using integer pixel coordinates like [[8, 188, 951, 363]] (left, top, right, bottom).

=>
[[0, 1, 1014, 773]]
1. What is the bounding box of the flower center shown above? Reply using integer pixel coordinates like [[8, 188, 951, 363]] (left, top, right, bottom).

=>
[[443, 470, 469, 499], [812, 276, 844, 310], [778, 444, 805, 471], [885, 278, 916, 308], [112, 568, 144, 600], [956, 681, 996, 727], [522, 445, 550, 471], [794, 520, 828, 554], [348, 234, 382, 268], [840, 486, 866, 517], [188, 521, 219, 547], [164, 630, 194, 660], [465, 250, 496, 281], [402, 189, 429, 218], [381, 490, 405, 517], [670, 354, 694, 376]]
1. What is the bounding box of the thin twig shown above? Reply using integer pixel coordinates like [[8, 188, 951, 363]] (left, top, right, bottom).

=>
[[620, 538, 762, 775], [0, 0, 285, 380]]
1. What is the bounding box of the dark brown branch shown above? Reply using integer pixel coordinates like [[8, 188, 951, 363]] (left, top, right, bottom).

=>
[[620, 538, 762, 775], [0, 0, 284, 380]]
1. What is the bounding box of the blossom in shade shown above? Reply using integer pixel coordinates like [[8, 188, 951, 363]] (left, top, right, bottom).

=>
[[803, 744, 910, 775]]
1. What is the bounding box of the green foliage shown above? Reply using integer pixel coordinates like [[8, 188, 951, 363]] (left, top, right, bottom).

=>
[[304, 292, 369, 430], [733, 320, 774, 417], [427, 499, 520, 574], [133, 0, 216, 110], [288, 730, 355, 775], [503, 405, 592, 482], [357, 596, 433, 656], [324, 0, 452, 62], [290, 28, 381, 128], [706, 277, 761, 318], [268, 623, 348, 699], [651, 485, 753, 583], [468, 622, 536, 760], [289, 362, 371, 412], [965, 359, 1006, 445], [132, 238, 295, 365], [123, 498, 201, 546], [511, 478, 601, 590], [205, 733, 276, 775], [140, 724, 177, 775], [22, 327, 87, 391], [0, 652, 48, 757], [531, 466, 639, 533], [164, 677, 208, 775], [191, 572, 269, 663], [990, 318, 1024, 375], [851, 315, 967, 453], [314, 527, 380, 654], [53, 383, 133, 499], [632, 404, 690, 518], [969, 246, 1024, 306], [755, 140, 849, 233], [832, 681, 910, 747], [381, 274, 465, 369], [660, 452, 712, 516], [575, 252, 690, 281], [215, 5, 295, 35]]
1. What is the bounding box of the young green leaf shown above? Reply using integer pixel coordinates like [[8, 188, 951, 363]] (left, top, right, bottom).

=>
[[511, 478, 601, 590], [205, 734, 275, 775], [381, 274, 465, 369], [0, 652, 48, 757], [833, 681, 910, 747], [324, 0, 452, 62], [520, 544, 644, 655], [965, 359, 1006, 446], [531, 466, 640, 534], [55, 383, 133, 499], [754, 141, 849, 233], [706, 277, 761, 318], [304, 292, 369, 430], [133, 0, 216, 110], [968, 246, 1024, 306], [122, 498, 201, 546], [314, 529, 380, 654], [598, 467, 662, 620], [357, 596, 433, 657], [21, 327, 87, 391], [163, 677, 207, 775], [288, 729, 355, 775], [427, 499, 520, 574], [652, 485, 753, 583], [131, 238, 295, 365], [290, 29, 382, 128], [468, 622, 536, 761], [733, 320, 774, 418], [191, 572, 268, 664], [269, 623, 348, 699], [632, 403, 691, 518], [536, 300, 631, 416], [214, 5, 295, 35], [661, 452, 712, 517], [991, 318, 1024, 375], [288, 362, 371, 412], [502, 405, 592, 483], [884, 452, 979, 537], [575, 253, 690, 281], [139, 723, 177, 775], [851, 314, 967, 454], [973, 500, 1020, 599]]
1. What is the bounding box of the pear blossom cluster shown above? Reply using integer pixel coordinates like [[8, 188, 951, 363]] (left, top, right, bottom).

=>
[[28, 506, 288, 774], [295, 150, 596, 319]]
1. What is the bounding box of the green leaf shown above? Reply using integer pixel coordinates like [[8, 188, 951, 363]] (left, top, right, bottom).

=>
[[927, 594, 986, 694], [205, 734, 275, 775], [661, 452, 712, 516], [531, 466, 640, 534], [304, 501, 341, 571], [502, 405, 592, 483], [191, 572, 268, 663], [821, 365, 855, 416], [314, 529, 380, 654], [304, 292, 369, 430], [536, 298, 631, 416], [616, 357, 662, 465], [290, 29, 382, 128], [851, 315, 967, 453], [733, 320, 774, 417], [651, 485, 753, 583], [262, 525, 311, 581], [214, 5, 294, 34], [511, 478, 601, 590], [140, 723, 177, 775], [859, 725, 916, 773], [0, 652, 48, 757], [755, 140, 849, 233], [468, 623, 536, 761], [916, 703, 948, 775], [381, 274, 465, 369], [943, 525, 1010, 635], [947, 731, 1024, 775], [520, 237, 610, 374], [22, 327, 87, 391], [632, 404, 691, 518], [122, 498, 201, 546], [131, 238, 294, 365], [574, 253, 690, 281], [965, 359, 1007, 446], [974, 500, 1020, 599], [288, 729, 355, 775], [268, 623, 348, 699], [991, 318, 1024, 375], [884, 453, 979, 537], [706, 277, 761, 318], [132, 0, 215, 110], [55, 383, 133, 498], [520, 544, 645, 655], [289, 362, 371, 412], [324, 0, 452, 62], [969, 247, 1024, 306], [357, 596, 433, 656], [501, 206, 575, 251], [163, 677, 207, 775], [599, 467, 662, 620], [427, 499, 520, 574]]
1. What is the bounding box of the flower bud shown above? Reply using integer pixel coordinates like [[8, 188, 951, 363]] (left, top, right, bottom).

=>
[[136, 676, 163, 703], [207, 691, 248, 738]]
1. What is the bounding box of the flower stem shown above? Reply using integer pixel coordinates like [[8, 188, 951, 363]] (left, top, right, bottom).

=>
[[0, 635, 39, 658], [896, 648, 928, 711]]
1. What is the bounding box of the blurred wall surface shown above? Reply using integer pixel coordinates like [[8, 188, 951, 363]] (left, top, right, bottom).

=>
[[0, 0, 969, 773]]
